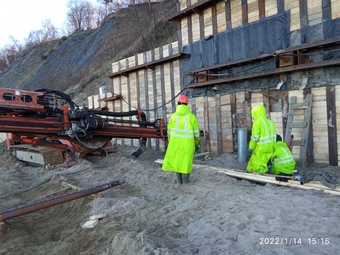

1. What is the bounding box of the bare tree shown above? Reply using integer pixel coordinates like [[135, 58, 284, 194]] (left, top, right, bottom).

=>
[[93, 5, 107, 27], [0, 49, 9, 71], [0, 45, 19, 68], [41, 19, 58, 41], [66, 0, 95, 32], [109, 0, 127, 12], [128, 0, 160, 49], [25, 30, 45, 47], [9, 36, 24, 53], [97, 0, 127, 14]]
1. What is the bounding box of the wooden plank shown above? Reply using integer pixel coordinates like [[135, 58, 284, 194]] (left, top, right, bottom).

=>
[[290, 101, 309, 109], [179, 0, 186, 10], [216, 1, 226, 32], [285, 96, 296, 144], [181, 19, 189, 45], [281, 92, 288, 140], [205, 166, 340, 195], [292, 139, 304, 146], [248, 0, 259, 22], [262, 90, 270, 117], [208, 96, 217, 152], [194, 152, 211, 158], [203, 96, 211, 153], [242, 0, 248, 24], [203, 7, 213, 37], [192, 13, 200, 42], [154, 160, 340, 195], [326, 86, 338, 166], [231, 0, 242, 28], [230, 92, 237, 153], [266, 0, 278, 16], [225, 0, 232, 30], [259, 0, 265, 18], [212, 4, 217, 34], [287, 121, 307, 128], [177, 18, 183, 48], [187, 16, 193, 43], [331, 0, 340, 19], [216, 94, 222, 154], [304, 90, 314, 168], [285, 0, 301, 31], [300, 93, 313, 168], [244, 90, 251, 129], [199, 10, 204, 40]]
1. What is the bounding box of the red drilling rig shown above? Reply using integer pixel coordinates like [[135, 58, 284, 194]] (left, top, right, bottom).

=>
[[0, 88, 167, 168]]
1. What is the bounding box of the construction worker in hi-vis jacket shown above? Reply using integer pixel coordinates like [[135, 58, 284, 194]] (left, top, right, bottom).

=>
[[246, 105, 276, 174], [162, 95, 200, 184], [271, 134, 296, 175]]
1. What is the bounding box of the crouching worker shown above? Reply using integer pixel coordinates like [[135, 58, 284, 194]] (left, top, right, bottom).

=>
[[162, 95, 200, 184], [271, 134, 296, 176]]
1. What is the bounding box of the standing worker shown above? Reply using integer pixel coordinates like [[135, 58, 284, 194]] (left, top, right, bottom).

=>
[[246, 105, 276, 174], [162, 95, 200, 184], [271, 134, 296, 175]]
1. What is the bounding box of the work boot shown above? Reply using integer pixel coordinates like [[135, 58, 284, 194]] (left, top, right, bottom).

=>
[[176, 173, 183, 184], [182, 174, 190, 184], [267, 161, 272, 174]]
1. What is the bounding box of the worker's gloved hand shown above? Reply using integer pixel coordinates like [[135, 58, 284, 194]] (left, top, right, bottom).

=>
[[195, 146, 201, 153], [248, 148, 253, 155]]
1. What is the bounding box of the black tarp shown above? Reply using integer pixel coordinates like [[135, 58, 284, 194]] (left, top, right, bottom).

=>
[[182, 12, 290, 67], [181, 11, 291, 87]]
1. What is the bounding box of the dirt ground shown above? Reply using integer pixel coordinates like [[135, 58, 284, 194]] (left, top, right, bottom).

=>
[[0, 142, 339, 255]]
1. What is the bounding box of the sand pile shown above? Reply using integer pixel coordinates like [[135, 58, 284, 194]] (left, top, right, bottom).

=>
[[0, 144, 339, 255]]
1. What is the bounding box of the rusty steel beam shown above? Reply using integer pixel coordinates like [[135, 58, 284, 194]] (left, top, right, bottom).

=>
[[0, 180, 124, 222]]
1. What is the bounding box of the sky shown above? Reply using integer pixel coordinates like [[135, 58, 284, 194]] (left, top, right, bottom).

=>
[[0, 0, 99, 49]]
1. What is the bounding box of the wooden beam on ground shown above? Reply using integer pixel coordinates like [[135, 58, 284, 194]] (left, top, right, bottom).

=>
[[200, 165, 340, 195], [154, 159, 340, 195], [194, 152, 210, 158]]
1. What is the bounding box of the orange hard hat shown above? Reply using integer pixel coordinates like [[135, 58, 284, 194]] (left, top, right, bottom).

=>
[[178, 95, 188, 104]]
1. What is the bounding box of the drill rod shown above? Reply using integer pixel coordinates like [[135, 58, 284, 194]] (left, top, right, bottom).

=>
[[0, 180, 124, 222]]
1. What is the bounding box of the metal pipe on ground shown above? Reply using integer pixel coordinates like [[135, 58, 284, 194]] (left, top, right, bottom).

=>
[[0, 180, 125, 222]]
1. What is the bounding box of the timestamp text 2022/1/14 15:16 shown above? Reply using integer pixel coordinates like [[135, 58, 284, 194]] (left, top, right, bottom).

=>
[[259, 237, 330, 245]]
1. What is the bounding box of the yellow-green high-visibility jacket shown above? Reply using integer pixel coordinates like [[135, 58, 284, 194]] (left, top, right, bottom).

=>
[[162, 104, 200, 174], [271, 141, 296, 175], [247, 105, 276, 173]]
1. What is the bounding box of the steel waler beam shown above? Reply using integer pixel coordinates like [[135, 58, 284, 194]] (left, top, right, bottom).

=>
[[0, 180, 125, 222]]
